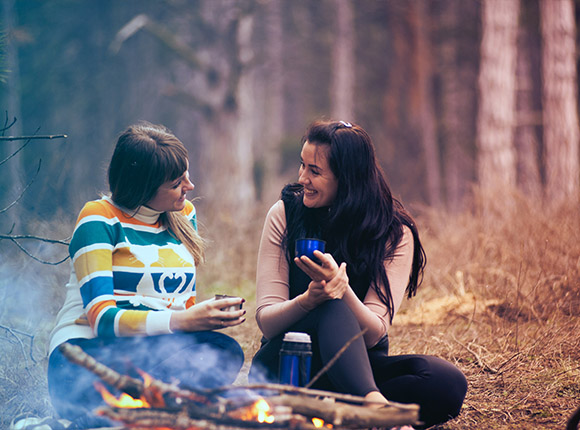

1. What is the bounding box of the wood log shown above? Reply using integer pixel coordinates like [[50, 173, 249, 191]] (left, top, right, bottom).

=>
[[267, 395, 419, 428], [58, 343, 211, 407], [97, 407, 318, 430]]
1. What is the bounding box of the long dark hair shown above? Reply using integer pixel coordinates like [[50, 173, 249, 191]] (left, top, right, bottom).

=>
[[283, 120, 426, 322], [108, 122, 205, 265]]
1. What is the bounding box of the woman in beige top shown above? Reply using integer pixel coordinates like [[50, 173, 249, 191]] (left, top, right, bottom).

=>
[[249, 120, 467, 429]]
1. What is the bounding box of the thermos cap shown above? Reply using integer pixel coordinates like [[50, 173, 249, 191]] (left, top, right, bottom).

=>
[[283, 332, 311, 343]]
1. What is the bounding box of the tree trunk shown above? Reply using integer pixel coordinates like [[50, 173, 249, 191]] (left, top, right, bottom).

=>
[[411, 0, 442, 208], [330, 0, 355, 121], [540, 0, 580, 205], [437, 0, 479, 213], [515, 0, 542, 198], [260, 0, 285, 203], [1, 0, 23, 226], [476, 0, 520, 203]]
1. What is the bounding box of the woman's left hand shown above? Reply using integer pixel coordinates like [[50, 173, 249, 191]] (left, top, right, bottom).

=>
[[294, 250, 339, 282], [299, 262, 349, 310]]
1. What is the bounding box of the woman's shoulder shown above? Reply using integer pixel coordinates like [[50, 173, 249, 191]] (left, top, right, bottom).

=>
[[77, 197, 117, 220]]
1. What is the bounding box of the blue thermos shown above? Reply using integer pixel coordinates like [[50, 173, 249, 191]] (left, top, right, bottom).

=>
[[279, 332, 312, 386]]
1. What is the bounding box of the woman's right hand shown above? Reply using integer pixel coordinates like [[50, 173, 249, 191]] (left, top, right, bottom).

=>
[[299, 262, 349, 311], [170, 297, 246, 332]]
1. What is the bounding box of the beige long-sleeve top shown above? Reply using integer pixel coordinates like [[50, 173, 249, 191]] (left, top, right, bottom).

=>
[[255, 200, 414, 348]]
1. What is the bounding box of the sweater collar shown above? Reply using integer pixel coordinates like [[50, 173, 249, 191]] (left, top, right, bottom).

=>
[[104, 196, 163, 225]]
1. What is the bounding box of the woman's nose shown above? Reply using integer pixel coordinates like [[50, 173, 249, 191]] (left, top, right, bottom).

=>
[[298, 169, 308, 184], [185, 178, 195, 191]]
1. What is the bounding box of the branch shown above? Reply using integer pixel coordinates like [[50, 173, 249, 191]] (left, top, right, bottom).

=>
[[59, 343, 213, 407], [0, 324, 38, 364], [305, 328, 367, 389], [0, 134, 67, 141], [110, 14, 205, 70], [1, 114, 17, 133], [0, 159, 42, 213], [5, 238, 70, 265], [0, 233, 70, 245], [0, 127, 40, 166]]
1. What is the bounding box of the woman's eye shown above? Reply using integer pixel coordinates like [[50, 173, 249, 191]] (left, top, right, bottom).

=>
[[171, 181, 181, 189]]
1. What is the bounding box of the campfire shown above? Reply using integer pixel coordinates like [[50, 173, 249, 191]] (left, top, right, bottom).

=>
[[60, 343, 419, 430]]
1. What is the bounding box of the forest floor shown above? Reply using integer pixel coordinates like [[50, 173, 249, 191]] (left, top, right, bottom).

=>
[[0, 192, 578, 430]]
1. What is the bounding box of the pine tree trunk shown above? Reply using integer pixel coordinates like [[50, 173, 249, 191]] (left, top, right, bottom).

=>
[[438, 0, 478, 212], [515, 0, 542, 198], [476, 0, 520, 201], [330, 0, 355, 120], [412, 0, 442, 207], [540, 0, 580, 204], [260, 0, 285, 203]]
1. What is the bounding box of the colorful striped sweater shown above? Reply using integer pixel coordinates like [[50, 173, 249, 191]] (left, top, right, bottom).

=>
[[49, 196, 198, 353]]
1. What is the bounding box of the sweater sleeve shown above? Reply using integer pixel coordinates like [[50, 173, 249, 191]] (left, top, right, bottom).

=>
[[255, 201, 310, 339], [69, 201, 172, 338], [342, 226, 414, 347]]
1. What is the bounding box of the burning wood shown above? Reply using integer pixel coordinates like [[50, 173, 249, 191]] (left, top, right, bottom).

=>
[[59, 342, 419, 429]]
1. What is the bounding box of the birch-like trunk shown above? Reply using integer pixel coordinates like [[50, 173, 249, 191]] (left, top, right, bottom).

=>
[[476, 0, 519, 202], [540, 0, 579, 204], [330, 0, 355, 121]]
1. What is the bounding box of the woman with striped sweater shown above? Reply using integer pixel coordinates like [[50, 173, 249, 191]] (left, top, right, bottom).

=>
[[47, 122, 245, 426]]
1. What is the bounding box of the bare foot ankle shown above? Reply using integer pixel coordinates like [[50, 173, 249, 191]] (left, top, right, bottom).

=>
[[364, 390, 388, 408]]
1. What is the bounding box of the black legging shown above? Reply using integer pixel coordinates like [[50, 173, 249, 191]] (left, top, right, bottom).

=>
[[48, 332, 244, 427], [250, 300, 467, 428]]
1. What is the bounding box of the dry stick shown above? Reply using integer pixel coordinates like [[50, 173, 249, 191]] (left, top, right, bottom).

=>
[[0, 134, 67, 140], [305, 328, 367, 389], [58, 343, 211, 406], [0, 234, 70, 245], [0, 159, 41, 214], [452, 336, 498, 373], [267, 394, 419, 428], [6, 238, 70, 265], [0, 126, 41, 166], [98, 407, 316, 430]]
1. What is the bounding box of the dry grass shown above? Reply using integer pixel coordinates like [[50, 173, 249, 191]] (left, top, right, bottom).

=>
[[0, 193, 578, 429]]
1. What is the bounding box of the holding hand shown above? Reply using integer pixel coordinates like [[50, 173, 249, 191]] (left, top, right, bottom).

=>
[[294, 250, 339, 282], [299, 262, 349, 311], [170, 296, 246, 332]]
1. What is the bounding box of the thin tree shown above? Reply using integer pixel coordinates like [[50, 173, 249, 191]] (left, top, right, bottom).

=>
[[514, 0, 542, 198], [476, 0, 520, 205], [330, 0, 355, 121], [437, 0, 479, 212], [540, 0, 579, 205], [411, 0, 442, 208]]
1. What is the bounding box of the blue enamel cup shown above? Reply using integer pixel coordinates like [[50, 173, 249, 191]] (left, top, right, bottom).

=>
[[295, 238, 326, 262]]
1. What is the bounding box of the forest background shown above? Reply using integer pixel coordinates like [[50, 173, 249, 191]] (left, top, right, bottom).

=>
[[0, 0, 579, 429]]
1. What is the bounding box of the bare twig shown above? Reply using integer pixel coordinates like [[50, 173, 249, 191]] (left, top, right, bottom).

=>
[[0, 126, 41, 166], [1, 114, 17, 133], [0, 159, 42, 214], [305, 328, 368, 389], [0, 324, 38, 364], [453, 336, 498, 373], [0, 234, 70, 245], [110, 14, 204, 70], [5, 238, 69, 265], [0, 134, 67, 141]]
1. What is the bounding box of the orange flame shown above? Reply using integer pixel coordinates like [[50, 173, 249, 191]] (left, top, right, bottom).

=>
[[236, 398, 276, 423], [94, 382, 150, 409], [312, 417, 333, 428]]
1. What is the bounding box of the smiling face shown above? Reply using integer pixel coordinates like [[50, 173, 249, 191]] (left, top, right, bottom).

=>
[[298, 141, 338, 208], [146, 167, 195, 212]]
